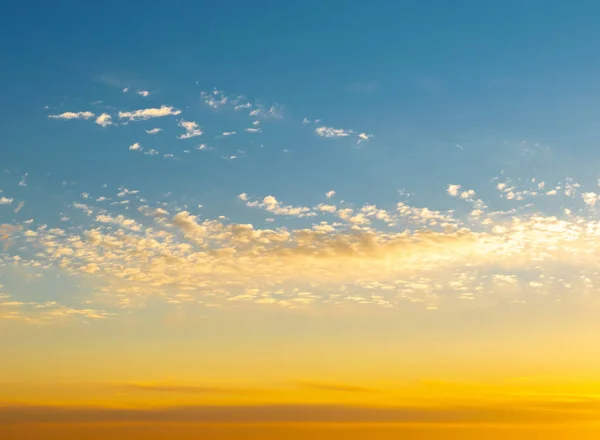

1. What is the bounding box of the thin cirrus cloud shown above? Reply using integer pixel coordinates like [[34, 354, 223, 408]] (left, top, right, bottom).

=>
[[2, 400, 600, 425]]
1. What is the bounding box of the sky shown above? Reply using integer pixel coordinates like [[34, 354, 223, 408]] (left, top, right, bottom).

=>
[[3, 0, 600, 438]]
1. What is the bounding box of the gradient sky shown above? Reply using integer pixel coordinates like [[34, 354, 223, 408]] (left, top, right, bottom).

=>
[[3, 1, 600, 438]]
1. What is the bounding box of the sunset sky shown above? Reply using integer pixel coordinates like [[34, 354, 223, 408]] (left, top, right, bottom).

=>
[[3, 1, 600, 438]]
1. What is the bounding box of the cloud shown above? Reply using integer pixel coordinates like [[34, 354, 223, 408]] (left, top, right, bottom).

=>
[[122, 88, 129, 93], [298, 382, 377, 393], [0, 197, 13, 204], [245, 195, 315, 218], [316, 126, 352, 138], [3, 400, 600, 425], [122, 383, 251, 395], [245, 127, 261, 133], [48, 111, 95, 120], [95, 113, 112, 127], [145, 128, 162, 134], [137, 90, 150, 97], [357, 133, 372, 143], [234, 102, 252, 110], [582, 192, 598, 207], [177, 121, 203, 139], [222, 131, 236, 136], [129, 143, 142, 151], [9, 176, 600, 314], [326, 190, 336, 198], [118, 106, 181, 121], [447, 184, 461, 197]]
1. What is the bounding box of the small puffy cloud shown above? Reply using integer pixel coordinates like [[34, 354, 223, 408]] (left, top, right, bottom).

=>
[[460, 189, 476, 200], [222, 131, 236, 136], [326, 190, 336, 198], [0, 197, 13, 204], [145, 149, 159, 155], [129, 143, 142, 151], [122, 88, 129, 93], [118, 105, 181, 121], [95, 113, 112, 127], [178, 121, 203, 139], [316, 126, 352, 138], [137, 90, 150, 97], [582, 192, 599, 207], [357, 133, 372, 143], [245, 128, 261, 133], [238, 193, 249, 201], [447, 184, 461, 197], [49, 111, 95, 120], [145, 128, 162, 134]]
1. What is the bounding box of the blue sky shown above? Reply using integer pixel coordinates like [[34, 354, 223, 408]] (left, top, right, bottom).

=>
[[2, 1, 600, 322]]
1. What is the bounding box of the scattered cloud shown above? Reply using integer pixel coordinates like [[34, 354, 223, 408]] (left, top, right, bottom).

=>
[[0, 197, 13, 204], [316, 126, 352, 138], [177, 120, 203, 139], [48, 111, 95, 120], [145, 128, 162, 134], [222, 131, 236, 136], [118, 105, 181, 121], [245, 127, 261, 133], [326, 190, 336, 198], [129, 143, 142, 151], [137, 90, 150, 97], [95, 113, 112, 127], [357, 132, 372, 143]]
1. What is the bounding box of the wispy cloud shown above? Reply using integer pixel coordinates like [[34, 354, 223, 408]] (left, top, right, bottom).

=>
[[315, 126, 352, 138], [298, 381, 377, 393], [145, 128, 162, 135], [137, 90, 150, 97]]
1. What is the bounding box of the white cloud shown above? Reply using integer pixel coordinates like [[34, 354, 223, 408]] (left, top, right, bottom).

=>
[[137, 90, 150, 97], [0, 197, 13, 204], [145, 128, 162, 135], [49, 111, 95, 120], [315, 126, 352, 138], [177, 121, 203, 139], [194, 144, 210, 151], [129, 143, 142, 151], [95, 113, 112, 127], [122, 88, 129, 93], [582, 192, 599, 207], [460, 189, 476, 200], [118, 105, 181, 121], [326, 190, 336, 198], [145, 149, 159, 156], [357, 133, 372, 143], [447, 184, 461, 197], [222, 131, 236, 136], [234, 102, 252, 110], [238, 193, 248, 201], [245, 128, 261, 133]]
